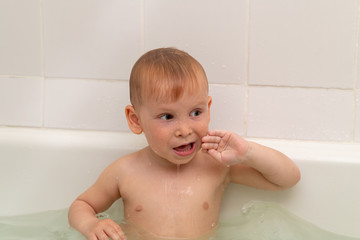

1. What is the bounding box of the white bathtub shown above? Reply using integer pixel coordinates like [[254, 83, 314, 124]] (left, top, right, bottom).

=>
[[1, 127, 360, 237]]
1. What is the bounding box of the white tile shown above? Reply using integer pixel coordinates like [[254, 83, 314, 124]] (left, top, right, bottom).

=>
[[247, 87, 354, 141], [44, 79, 130, 131], [355, 90, 360, 142], [0, 0, 42, 76], [0, 77, 43, 127], [43, 0, 142, 80], [249, 0, 357, 88], [209, 84, 246, 135], [358, 47, 360, 89], [145, 0, 248, 84]]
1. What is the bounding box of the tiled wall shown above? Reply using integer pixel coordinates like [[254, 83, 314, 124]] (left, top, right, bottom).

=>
[[0, 0, 359, 142]]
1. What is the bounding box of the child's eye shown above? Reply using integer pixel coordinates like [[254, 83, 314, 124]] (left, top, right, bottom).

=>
[[160, 114, 173, 120], [190, 110, 201, 117]]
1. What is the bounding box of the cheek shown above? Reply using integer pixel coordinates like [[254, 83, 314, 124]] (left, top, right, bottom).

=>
[[200, 127, 209, 138], [146, 131, 172, 157], [196, 120, 210, 137], [145, 127, 169, 146]]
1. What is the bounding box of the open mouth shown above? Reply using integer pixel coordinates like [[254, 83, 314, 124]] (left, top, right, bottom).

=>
[[173, 142, 196, 156]]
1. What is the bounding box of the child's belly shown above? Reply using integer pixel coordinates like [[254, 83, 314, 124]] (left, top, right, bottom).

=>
[[120, 219, 218, 240]]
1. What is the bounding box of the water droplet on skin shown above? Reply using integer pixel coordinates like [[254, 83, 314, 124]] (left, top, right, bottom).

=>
[[211, 222, 216, 228]]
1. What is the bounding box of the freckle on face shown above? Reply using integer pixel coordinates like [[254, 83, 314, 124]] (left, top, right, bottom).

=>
[[203, 201, 209, 210], [135, 205, 143, 212]]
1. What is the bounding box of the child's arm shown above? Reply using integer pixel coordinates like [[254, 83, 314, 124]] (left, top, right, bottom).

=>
[[68, 162, 126, 240], [202, 130, 300, 190]]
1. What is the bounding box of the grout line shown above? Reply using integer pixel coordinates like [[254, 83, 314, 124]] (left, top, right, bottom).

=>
[[39, 0, 45, 77], [0, 75, 43, 79], [355, 0, 360, 90], [33, 76, 128, 82], [351, 0, 360, 141], [355, 0, 360, 141], [115, 79, 356, 91], [247, 84, 355, 91], [39, 0, 46, 128], [0, 74, 354, 92], [45, 78, 130, 85], [141, 0, 145, 53], [243, 0, 251, 137]]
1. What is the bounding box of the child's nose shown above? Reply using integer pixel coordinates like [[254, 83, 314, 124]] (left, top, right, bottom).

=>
[[175, 122, 193, 137]]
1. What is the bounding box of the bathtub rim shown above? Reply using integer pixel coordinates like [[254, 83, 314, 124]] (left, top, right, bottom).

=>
[[1, 126, 360, 161]]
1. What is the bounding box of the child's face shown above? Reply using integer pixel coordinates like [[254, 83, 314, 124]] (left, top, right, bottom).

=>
[[137, 90, 211, 166]]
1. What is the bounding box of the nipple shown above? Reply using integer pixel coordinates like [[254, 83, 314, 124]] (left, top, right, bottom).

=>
[[203, 201, 209, 210], [135, 205, 143, 212]]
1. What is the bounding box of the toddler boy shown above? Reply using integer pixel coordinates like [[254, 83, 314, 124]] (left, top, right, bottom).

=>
[[68, 48, 300, 240]]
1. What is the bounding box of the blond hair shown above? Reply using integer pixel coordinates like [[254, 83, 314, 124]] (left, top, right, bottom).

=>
[[129, 48, 208, 107]]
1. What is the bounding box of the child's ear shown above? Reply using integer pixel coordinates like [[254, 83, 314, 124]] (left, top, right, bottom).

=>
[[125, 105, 143, 134]]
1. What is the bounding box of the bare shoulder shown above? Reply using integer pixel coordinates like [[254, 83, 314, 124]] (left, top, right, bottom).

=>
[[107, 149, 145, 175]]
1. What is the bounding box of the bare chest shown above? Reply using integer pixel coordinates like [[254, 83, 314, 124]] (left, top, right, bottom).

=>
[[120, 165, 228, 237]]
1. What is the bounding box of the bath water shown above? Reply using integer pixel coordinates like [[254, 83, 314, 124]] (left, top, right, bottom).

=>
[[0, 201, 359, 240]]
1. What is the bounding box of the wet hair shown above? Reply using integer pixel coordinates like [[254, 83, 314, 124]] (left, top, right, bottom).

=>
[[129, 48, 208, 107]]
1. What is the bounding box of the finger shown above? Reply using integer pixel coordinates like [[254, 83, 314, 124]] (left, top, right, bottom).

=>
[[105, 225, 126, 240], [114, 225, 127, 240], [96, 231, 110, 240], [207, 131, 232, 151], [88, 235, 98, 240], [207, 149, 222, 162], [202, 135, 221, 144], [207, 130, 227, 137], [201, 142, 219, 150]]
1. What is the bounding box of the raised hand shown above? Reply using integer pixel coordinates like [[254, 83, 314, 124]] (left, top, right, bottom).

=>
[[201, 130, 249, 166]]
